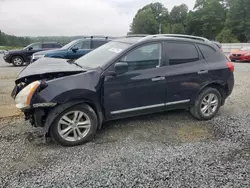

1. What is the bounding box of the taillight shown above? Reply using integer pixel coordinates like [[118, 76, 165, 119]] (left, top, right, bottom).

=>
[[227, 62, 234, 72]]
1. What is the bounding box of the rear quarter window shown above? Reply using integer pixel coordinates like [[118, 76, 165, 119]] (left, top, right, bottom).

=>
[[166, 42, 199, 65], [198, 44, 216, 58]]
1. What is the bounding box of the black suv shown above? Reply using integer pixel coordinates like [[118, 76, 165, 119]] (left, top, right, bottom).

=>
[[12, 34, 234, 146], [3, 42, 62, 66]]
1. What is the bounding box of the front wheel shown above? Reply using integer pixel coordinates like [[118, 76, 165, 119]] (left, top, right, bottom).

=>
[[11, 56, 24, 66], [49, 104, 98, 146], [190, 87, 222, 120]]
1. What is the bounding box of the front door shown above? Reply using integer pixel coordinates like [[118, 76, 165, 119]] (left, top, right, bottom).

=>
[[103, 42, 166, 119], [24, 43, 43, 62], [67, 40, 92, 59], [163, 41, 210, 107]]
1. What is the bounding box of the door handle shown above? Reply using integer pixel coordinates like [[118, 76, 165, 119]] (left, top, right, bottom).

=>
[[198, 70, 208, 74], [152, 77, 165, 82]]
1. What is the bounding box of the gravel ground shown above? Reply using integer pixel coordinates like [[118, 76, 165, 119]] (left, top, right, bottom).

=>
[[0, 57, 250, 187]]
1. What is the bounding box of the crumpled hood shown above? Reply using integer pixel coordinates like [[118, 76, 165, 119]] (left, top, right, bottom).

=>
[[17, 57, 85, 80]]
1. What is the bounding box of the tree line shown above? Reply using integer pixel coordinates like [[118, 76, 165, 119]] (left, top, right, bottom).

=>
[[129, 0, 250, 43], [0, 30, 83, 47], [0, 30, 31, 47]]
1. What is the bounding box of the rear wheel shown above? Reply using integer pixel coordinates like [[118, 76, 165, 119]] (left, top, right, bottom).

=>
[[11, 56, 24, 66], [190, 87, 222, 120], [49, 104, 98, 146], [231, 60, 236, 62]]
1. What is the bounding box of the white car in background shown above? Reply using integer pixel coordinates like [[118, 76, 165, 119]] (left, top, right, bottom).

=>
[[0, 50, 6, 54]]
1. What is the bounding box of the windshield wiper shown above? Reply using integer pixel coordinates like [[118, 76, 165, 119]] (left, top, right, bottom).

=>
[[66, 59, 83, 69]]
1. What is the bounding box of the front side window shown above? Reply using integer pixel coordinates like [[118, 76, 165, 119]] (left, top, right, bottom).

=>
[[72, 41, 83, 49], [166, 42, 199, 65], [31, 43, 42, 50], [120, 43, 161, 72], [72, 40, 91, 49]]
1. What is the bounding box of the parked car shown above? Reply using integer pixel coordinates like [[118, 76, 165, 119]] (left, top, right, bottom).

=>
[[12, 34, 234, 146], [0, 50, 6, 54], [3, 42, 62, 66], [229, 47, 250, 62], [31, 37, 111, 63]]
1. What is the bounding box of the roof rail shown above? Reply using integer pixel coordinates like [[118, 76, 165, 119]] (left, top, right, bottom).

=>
[[140, 34, 210, 42], [125, 34, 149, 38], [83, 36, 115, 40]]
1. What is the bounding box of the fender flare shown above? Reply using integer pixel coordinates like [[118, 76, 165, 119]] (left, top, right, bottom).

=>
[[190, 81, 226, 105], [43, 100, 104, 134]]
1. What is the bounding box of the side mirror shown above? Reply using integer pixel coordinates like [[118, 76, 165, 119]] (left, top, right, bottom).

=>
[[28, 47, 33, 51], [114, 62, 128, 74], [71, 47, 79, 53]]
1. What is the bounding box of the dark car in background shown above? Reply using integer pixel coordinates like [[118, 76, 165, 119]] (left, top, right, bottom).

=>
[[3, 42, 62, 66], [12, 34, 234, 146], [31, 37, 111, 63]]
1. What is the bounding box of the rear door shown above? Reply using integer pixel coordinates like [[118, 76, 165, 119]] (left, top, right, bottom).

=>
[[163, 41, 210, 107]]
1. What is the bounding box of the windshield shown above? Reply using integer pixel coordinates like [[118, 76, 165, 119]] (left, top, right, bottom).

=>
[[241, 47, 250, 51], [61, 40, 79, 50], [76, 41, 130, 68]]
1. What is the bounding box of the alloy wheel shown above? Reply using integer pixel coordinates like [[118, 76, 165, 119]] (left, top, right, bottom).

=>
[[200, 93, 219, 117], [13, 57, 23, 66], [57, 111, 91, 142]]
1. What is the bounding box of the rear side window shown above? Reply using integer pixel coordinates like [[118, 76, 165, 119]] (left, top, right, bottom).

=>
[[52, 43, 62, 48], [166, 42, 199, 65], [92, 40, 107, 49], [42, 43, 52, 49], [198, 44, 216, 58]]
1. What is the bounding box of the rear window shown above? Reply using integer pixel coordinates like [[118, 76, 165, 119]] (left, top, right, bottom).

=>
[[166, 42, 199, 65], [198, 44, 216, 58]]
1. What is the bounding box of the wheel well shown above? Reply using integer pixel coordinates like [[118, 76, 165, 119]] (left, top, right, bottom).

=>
[[200, 83, 228, 105], [11, 55, 24, 62], [44, 99, 104, 135], [83, 101, 104, 129]]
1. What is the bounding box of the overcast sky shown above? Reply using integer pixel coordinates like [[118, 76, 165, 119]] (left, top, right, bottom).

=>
[[0, 0, 195, 36]]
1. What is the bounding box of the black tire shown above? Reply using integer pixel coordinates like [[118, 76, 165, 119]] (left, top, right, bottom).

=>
[[231, 60, 236, 62], [190, 87, 222, 120], [49, 104, 98, 146], [11, 56, 24, 66]]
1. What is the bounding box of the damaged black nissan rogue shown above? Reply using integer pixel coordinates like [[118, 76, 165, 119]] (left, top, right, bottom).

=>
[[12, 34, 234, 146]]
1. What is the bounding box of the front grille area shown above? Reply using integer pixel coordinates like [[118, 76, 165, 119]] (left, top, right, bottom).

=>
[[232, 54, 241, 57]]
